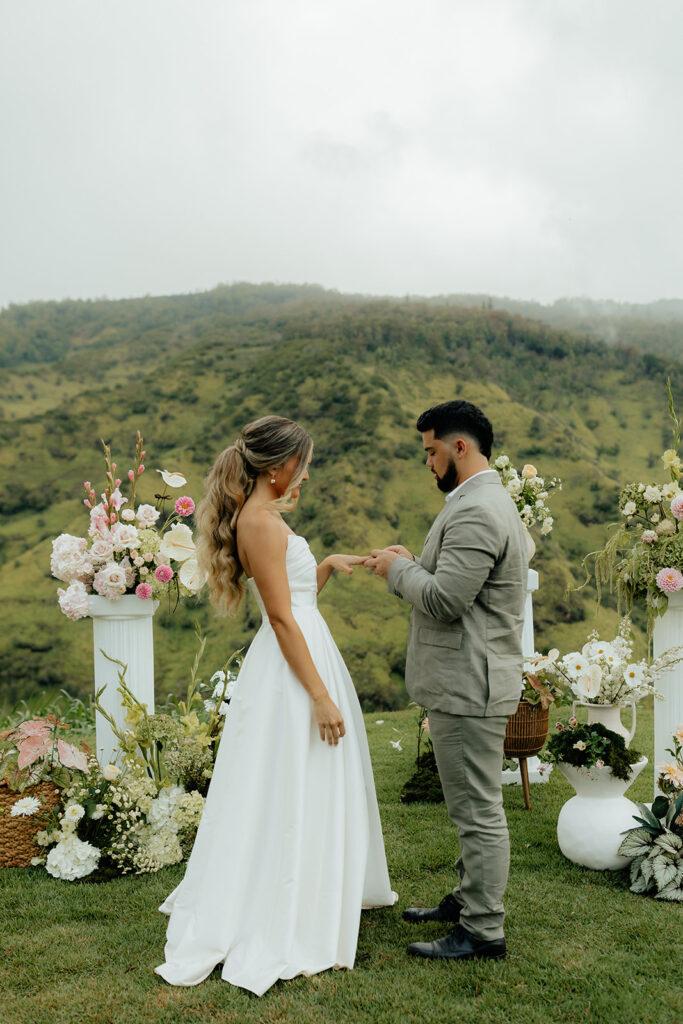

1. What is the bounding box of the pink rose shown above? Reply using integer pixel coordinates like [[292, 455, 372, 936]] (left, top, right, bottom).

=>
[[671, 494, 683, 521], [154, 565, 173, 583], [135, 583, 153, 599], [175, 496, 195, 517], [656, 567, 683, 593]]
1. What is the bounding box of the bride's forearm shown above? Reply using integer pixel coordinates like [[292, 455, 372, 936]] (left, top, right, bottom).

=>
[[270, 616, 328, 701], [316, 557, 334, 594]]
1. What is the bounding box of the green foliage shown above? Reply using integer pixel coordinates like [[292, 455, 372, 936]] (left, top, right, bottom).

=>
[[543, 721, 642, 781], [1, 283, 681, 710], [619, 791, 683, 901]]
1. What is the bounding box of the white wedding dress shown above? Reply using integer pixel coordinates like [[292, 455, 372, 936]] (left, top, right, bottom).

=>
[[155, 534, 397, 996]]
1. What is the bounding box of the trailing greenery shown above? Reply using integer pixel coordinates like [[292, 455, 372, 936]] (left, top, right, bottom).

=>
[[2, 283, 682, 710]]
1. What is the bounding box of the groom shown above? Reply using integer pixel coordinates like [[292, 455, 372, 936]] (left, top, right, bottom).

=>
[[365, 399, 528, 962]]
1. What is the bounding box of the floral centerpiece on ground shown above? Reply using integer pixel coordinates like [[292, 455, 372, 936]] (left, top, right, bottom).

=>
[[586, 384, 683, 625], [50, 431, 207, 620], [528, 618, 677, 706], [657, 724, 683, 796], [493, 455, 560, 536], [25, 634, 243, 880], [540, 721, 642, 781]]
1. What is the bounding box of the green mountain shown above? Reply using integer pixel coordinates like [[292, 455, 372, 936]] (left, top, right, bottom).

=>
[[1, 283, 682, 711]]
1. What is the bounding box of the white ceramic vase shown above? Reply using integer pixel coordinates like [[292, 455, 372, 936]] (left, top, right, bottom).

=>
[[88, 594, 159, 767], [571, 701, 636, 747], [653, 590, 683, 797], [556, 757, 648, 870]]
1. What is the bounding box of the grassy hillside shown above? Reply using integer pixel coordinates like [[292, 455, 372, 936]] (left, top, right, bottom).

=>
[[1, 284, 682, 711]]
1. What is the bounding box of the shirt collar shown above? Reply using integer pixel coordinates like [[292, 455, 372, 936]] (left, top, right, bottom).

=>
[[445, 468, 498, 502]]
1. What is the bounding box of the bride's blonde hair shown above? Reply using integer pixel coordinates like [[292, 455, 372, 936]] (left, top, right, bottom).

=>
[[196, 416, 313, 616]]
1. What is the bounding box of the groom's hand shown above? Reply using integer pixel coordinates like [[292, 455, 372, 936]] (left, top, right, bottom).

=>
[[386, 544, 415, 561], [364, 548, 402, 578]]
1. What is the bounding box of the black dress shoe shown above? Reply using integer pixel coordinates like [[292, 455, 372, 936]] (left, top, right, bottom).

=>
[[407, 923, 506, 961], [402, 893, 461, 924]]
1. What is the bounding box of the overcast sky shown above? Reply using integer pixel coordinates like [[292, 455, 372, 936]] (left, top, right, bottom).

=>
[[1, 0, 681, 308]]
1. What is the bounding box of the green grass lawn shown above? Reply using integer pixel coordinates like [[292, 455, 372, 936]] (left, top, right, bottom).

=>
[[1, 702, 680, 1024]]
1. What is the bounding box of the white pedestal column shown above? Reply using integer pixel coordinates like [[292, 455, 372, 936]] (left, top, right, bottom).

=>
[[88, 595, 159, 767], [503, 568, 550, 787], [652, 590, 683, 797]]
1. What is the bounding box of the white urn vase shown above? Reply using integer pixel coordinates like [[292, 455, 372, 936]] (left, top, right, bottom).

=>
[[88, 595, 159, 767], [556, 757, 648, 870], [571, 701, 636, 747], [653, 590, 683, 797]]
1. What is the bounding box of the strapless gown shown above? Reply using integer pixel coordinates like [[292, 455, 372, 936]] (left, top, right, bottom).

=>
[[155, 534, 397, 996]]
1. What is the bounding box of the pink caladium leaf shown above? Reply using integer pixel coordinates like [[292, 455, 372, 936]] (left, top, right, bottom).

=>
[[16, 734, 52, 770], [57, 740, 89, 773]]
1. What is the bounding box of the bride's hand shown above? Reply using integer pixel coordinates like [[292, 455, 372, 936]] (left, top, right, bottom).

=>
[[324, 554, 368, 575], [312, 694, 346, 745]]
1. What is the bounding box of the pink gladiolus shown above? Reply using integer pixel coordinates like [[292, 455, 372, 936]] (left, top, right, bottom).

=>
[[136, 582, 153, 599], [106, 471, 112, 480], [109, 513, 117, 524], [112, 463, 116, 471], [84, 499, 91, 508], [115, 478, 121, 487], [90, 490, 96, 499], [175, 496, 195, 517], [155, 565, 173, 583], [138, 465, 145, 475], [656, 567, 683, 593], [141, 450, 146, 458], [84, 481, 91, 490], [128, 470, 135, 482]]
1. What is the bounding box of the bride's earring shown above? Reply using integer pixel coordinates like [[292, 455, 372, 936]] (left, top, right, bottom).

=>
[[270, 478, 275, 484]]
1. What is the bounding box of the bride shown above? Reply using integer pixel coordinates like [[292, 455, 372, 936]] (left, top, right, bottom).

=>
[[155, 415, 397, 996]]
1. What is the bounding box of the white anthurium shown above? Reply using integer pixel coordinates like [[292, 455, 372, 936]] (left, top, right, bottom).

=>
[[156, 469, 187, 488], [179, 556, 208, 593], [159, 523, 195, 563], [572, 664, 602, 701]]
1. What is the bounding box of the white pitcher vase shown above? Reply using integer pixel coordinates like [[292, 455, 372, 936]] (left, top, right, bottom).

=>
[[571, 701, 637, 747]]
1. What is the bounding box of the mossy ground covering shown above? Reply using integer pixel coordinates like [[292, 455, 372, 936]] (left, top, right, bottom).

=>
[[1, 700, 680, 1024]]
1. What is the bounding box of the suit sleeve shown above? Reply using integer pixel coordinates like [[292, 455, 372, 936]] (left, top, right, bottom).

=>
[[386, 505, 501, 623]]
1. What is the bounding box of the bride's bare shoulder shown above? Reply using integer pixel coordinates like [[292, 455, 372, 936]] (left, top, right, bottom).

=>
[[236, 508, 288, 561]]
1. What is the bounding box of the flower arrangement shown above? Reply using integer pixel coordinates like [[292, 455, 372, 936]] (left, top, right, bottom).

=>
[[50, 431, 207, 620], [618, 784, 683, 901], [0, 714, 90, 792], [520, 656, 570, 709], [540, 721, 642, 782], [586, 383, 683, 624], [493, 455, 560, 535], [399, 707, 444, 804], [93, 635, 242, 796], [528, 618, 677, 707], [32, 755, 206, 878], [657, 724, 683, 796]]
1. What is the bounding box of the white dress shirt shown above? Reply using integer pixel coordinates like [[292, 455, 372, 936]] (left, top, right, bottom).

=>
[[444, 468, 498, 502]]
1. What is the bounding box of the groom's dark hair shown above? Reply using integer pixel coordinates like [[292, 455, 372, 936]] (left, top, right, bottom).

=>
[[416, 400, 493, 459]]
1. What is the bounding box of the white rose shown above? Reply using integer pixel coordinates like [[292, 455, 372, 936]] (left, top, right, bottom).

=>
[[506, 478, 522, 495], [102, 764, 121, 781], [120, 509, 137, 522], [89, 537, 114, 564], [93, 562, 128, 600], [136, 504, 160, 527], [622, 501, 637, 517], [57, 581, 91, 621], [521, 464, 537, 479], [540, 517, 553, 536], [643, 485, 662, 503], [50, 534, 90, 583], [110, 523, 140, 553], [494, 455, 509, 469]]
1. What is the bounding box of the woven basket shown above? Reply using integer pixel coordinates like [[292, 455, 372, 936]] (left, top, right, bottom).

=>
[[0, 779, 62, 868], [504, 700, 550, 760]]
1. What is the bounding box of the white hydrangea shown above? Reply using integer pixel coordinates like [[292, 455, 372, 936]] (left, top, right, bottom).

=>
[[45, 835, 100, 880], [57, 581, 91, 621], [50, 534, 91, 583]]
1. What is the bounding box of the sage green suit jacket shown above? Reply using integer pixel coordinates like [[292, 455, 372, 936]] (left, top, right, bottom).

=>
[[386, 472, 528, 717]]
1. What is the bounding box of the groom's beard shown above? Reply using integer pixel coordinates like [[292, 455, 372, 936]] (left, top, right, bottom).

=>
[[435, 457, 458, 493]]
